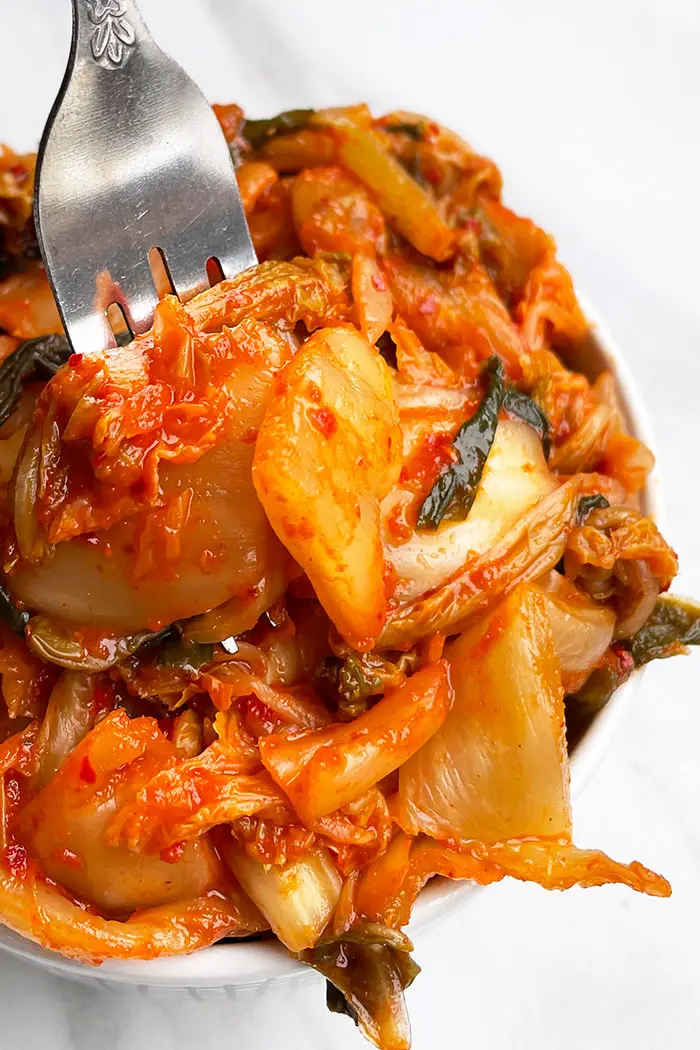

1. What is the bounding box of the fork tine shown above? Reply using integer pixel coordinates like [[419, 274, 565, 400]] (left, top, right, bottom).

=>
[[157, 238, 209, 305], [158, 219, 257, 303], [49, 263, 116, 357], [35, 0, 256, 355], [105, 257, 160, 335]]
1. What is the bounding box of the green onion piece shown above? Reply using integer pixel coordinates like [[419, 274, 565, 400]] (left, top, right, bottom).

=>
[[0, 582, 29, 635], [383, 122, 425, 141], [417, 356, 505, 529], [0, 334, 71, 429], [567, 593, 700, 742], [621, 594, 700, 666], [156, 636, 215, 673], [243, 109, 316, 150], [502, 387, 551, 457], [575, 493, 610, 525]]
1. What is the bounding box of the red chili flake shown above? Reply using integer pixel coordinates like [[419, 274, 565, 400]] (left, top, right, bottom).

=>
[[471, 609, 508, 657], [618, 649, 635, 674], [400, 431, 456, 488], [54, 848, 84, 871], [382, 559, 400, 598], [297, 518, 315, 540], [241, 427, 258, 444], [68, 353, 83, 367], [161, 841, 187, 864], [611, 646, 636, 680], [386, 510, 412, 544], [306, 381, 322, 404], [308, 406, 338, 438], [4, 842, 28, 878], [282, 517, 310, 542], [371, 271, 387, 292], [79, 755, 97, 784]]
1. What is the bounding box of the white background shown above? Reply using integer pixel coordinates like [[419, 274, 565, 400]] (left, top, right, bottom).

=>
[[2, 0, 700, 1047]]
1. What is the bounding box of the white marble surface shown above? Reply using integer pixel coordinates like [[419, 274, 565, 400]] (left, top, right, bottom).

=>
[[2, 0, 700, 1047]]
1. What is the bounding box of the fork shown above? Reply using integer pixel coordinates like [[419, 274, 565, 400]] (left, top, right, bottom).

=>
[[34, 0, 257, 356]]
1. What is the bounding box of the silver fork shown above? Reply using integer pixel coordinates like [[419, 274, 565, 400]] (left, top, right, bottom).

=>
[[35, 0, 257, 356]]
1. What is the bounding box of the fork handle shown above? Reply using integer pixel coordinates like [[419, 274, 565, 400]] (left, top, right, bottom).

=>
[[71, 0, 150, 70]]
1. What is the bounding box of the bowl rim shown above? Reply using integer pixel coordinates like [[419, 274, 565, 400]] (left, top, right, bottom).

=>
[[0, 295, 662, 990]]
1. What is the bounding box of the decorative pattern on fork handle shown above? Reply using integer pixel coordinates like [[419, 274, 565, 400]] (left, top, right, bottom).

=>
[[85, 0, 135, 68]]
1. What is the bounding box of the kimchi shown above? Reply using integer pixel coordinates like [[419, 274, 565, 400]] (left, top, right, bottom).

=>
[[0, 106, 694, 1050]]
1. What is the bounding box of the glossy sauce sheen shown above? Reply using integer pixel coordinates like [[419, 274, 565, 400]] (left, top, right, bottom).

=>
[[0, 106, 682, 1043]]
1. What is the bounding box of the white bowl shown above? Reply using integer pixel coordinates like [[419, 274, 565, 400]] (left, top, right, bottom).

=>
[[0, 296, 661, 997]]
